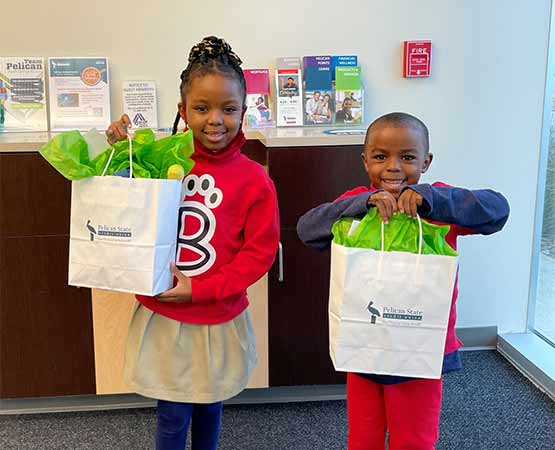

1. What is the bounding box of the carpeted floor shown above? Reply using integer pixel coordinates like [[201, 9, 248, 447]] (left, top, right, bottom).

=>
[[1, 351, 554, 450]]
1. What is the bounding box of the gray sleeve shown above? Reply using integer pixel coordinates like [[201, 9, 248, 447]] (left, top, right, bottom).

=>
[[408, 184, 510, 234], [296, 192, 371, 251]]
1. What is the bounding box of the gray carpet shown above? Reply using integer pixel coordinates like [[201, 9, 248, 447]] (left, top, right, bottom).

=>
[[1, 351, 554, 450]]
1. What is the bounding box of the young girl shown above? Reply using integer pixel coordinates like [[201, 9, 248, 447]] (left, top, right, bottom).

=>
[[106, 36, 280, 450]]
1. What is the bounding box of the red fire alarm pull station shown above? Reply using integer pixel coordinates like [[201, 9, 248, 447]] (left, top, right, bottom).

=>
[[403, 40, 432, 78]]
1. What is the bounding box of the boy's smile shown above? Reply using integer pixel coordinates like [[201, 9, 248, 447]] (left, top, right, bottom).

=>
[[362, 123, 432, 198]]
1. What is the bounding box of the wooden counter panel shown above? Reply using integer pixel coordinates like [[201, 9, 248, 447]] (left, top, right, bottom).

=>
[[267, 145, 368, 386], [241, 140, 268, 166], [0, 153, 70, 238], [91, 276, 269, 395], [0, 141, 365, 398], [268, 229, 346, 386], [91, 290, 135, 395], [0, 235, 95, 397], [268, 146, 367, 229]]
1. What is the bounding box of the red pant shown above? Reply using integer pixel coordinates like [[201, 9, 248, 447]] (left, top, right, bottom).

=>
[[347, 373, 443, 450]]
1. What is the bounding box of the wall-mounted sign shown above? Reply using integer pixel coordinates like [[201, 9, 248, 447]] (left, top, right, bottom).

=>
[[403, 40, 432, 78]]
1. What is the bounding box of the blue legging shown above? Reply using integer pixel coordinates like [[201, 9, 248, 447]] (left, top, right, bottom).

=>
[[156, 400, 222, 450]]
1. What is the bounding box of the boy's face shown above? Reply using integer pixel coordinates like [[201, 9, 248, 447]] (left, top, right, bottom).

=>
[[362, 123, 433, 198]]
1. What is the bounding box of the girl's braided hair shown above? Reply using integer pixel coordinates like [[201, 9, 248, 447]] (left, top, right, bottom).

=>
[[172, 36, 246, 135]]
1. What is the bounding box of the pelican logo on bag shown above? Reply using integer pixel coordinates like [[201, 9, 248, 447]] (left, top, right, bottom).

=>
[[367, 301, 381, 324], [85, 220, 132, 242], [86, 220, 97, 241], [367, 301, 424, 324]]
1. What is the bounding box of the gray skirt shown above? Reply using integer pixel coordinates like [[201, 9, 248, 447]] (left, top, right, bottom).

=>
[[123, 302, 257, 403]]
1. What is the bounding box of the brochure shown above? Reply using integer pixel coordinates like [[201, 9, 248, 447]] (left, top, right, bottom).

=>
[[276, 57, 301, 69], [48, 57, 110, 131], [244, 69, 274, 128], [331, 55, 358, 81], [335, 66, 363, 125], [303, 56, 333, 125], [0, 57, 47, 132], [276, 58, 303, 127]]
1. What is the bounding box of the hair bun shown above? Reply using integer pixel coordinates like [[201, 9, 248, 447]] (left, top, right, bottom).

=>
[[188, 36, 242, 67]]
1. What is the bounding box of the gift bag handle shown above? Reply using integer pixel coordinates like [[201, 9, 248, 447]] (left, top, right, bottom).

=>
[[377, 214, 424, 281], [100, 134, 134, 178], [380, 213, 423, 254]]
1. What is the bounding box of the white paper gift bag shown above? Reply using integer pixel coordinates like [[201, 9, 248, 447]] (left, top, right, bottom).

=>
[[329, 216, 458, 379], [68, 136, 183, 296]]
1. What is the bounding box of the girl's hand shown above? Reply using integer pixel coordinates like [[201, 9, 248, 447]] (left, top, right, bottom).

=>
[[368, 191, 398, 224], [156, 263, 192, 303], [106, 114, 132, 145], [397, 189, 423, 218]]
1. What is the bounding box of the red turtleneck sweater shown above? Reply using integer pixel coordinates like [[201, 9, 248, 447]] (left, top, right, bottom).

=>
[[137, 132, 280, 324]]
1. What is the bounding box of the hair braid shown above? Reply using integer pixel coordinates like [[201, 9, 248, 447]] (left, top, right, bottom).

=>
[[172, 36, 246, 135]]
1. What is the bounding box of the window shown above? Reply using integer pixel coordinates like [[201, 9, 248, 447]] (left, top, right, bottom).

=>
[[533, 101, 555, 345]]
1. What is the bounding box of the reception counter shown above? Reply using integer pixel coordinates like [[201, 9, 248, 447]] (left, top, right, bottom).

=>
[[0, 127, 368, 404]]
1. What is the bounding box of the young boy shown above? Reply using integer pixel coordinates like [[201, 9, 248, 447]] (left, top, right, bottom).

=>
[[296, 112, 510, 450]]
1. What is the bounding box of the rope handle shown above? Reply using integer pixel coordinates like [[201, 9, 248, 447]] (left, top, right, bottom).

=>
[[100, 132, 134, 178], [380, 213, 423, 254], [377, 213, 424, 281]]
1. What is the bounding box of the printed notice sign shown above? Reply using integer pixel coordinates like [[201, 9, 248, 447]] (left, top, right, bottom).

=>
[[122, 80, 158, 129], [48, 57, 111, 131]]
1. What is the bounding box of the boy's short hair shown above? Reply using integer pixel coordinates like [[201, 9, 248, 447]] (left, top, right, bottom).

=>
[[365, 112, 430, 153]]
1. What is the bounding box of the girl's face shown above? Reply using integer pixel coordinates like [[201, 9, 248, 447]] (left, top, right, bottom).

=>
[[180, 73, 245, 151]]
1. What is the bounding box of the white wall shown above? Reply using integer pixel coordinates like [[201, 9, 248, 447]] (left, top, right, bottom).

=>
[[1, 0, 551, 333]]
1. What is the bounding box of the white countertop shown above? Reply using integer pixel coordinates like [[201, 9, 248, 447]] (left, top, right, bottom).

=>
[[0, 126, 366, 153], [245, 126, 366, 147]]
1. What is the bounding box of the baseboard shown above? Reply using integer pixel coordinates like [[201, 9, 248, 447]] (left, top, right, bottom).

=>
[[456, 325, 498, 350], [497, 332, 555, 402], [0, 385, 347, 416], [0, 326, 497, 415]]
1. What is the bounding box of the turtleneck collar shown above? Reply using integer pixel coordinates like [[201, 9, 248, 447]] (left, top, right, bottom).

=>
[[193, 130, 246, 162]]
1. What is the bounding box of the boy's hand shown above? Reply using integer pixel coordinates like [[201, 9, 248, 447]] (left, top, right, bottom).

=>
[[397, 189, 423, 218], [368, 191, 398, 224], [156, 263, 192, 303], [106, 114, 132, 145]]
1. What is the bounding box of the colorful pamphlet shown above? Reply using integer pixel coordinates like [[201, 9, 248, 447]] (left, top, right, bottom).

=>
[[243, 69, 274, 128], [122, 80, 158, 129], [276, 57, 303, 127], [0, 57, 47, 132], [335, 66, 363, 125], [276, 57, 301, 70], [331, 55, 358, 81], [48, 57, 111, 131], [303, 56, 334, 126]]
